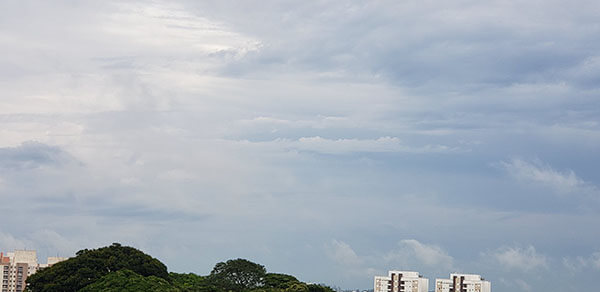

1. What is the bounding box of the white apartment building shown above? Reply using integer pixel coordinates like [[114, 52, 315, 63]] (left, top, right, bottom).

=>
[[435, 274, 491, 292], [0, 250, 68, 292], [374, 271, 428, 292]]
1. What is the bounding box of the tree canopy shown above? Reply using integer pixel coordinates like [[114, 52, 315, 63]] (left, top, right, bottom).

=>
[[307, 284, 337, 292], [208, 258, 267, 291], [26, 243, 169, 292], [25, 243, 336, 292], [79, 269, 178, 292], [263, 273, 300, 289], [285, 282, 309, 292], [170, 272, 219, 292]]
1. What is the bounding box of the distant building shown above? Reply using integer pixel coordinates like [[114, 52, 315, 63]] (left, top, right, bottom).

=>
[[374, 271, 428, 292], [435, 274, 491, 292], [0, 250, 68, 292]]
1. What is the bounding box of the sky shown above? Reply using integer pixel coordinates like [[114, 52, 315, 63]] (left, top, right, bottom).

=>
[[1, 0, 600, 291]]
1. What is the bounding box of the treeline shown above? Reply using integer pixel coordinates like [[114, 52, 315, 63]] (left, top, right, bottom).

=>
[[26, 243, 336, 292]]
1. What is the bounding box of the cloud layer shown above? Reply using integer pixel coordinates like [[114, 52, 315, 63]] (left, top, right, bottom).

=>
[[487, 245, 548, 271], [1, 1, 600, 291]]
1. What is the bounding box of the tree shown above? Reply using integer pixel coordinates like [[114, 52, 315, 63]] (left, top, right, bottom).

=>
[[79, 269, 179, 292], [307, 284, 336, 292], [208, 258, 266, 291], [170, 272, 219, 292], [263, 273, 300, 289], [26, 243, 169, 292], [286, 283, 309, 292]]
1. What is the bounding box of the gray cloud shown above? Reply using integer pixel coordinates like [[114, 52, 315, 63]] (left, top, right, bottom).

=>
[[0, 142, 78, 170], [1, 1, 600, 291]]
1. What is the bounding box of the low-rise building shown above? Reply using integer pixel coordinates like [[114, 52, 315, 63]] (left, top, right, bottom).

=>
[[435, 273, 491, 292], [374, 271, 428, 292]]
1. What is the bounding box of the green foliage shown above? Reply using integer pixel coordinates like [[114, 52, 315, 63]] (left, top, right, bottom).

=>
[[285, 283, 309, 292], [250, 288, 282, 292], [208, 258, 266, 292], [79, 269, 179, 292], [170, 272, 219, 292], [26, 243, 169, 292], [263, 273, 300, 289], [307, 284, 336, 292], [25, 243, 335, 292]]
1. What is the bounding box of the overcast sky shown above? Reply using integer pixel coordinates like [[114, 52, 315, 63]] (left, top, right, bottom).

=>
[[1, 1, 600, 291]]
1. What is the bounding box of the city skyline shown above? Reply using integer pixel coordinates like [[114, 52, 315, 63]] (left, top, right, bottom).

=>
[[1, 1, 600, 291]]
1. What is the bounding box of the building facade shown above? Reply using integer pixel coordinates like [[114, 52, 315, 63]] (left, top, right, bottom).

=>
[[435, 274, 491, 292], [0, 250, 67, 292], [374, 271, 429, 292]]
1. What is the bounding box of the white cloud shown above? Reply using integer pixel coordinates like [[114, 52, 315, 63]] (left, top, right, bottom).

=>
[[488, 245, 548, 271], [499, 158, 595, 194], [592, 252, 600, 269], [0, 232, 33, 251], [327, 240, 362, 267], [515, 279, 532, 292], [385, 239, 454, 271], [236, 136, 457, 155], [157, 169, 196, 182], [500, 278, 532, 292], [29, 229, 79, 259], [562, 256, 586, 272], [326, 239, 454, 278], [103, 2, 261, 56], [562, 251, 600, 271], [325, 240, 382, 280], [296, 136, 455, 154], [0, 0, 261, 116]]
